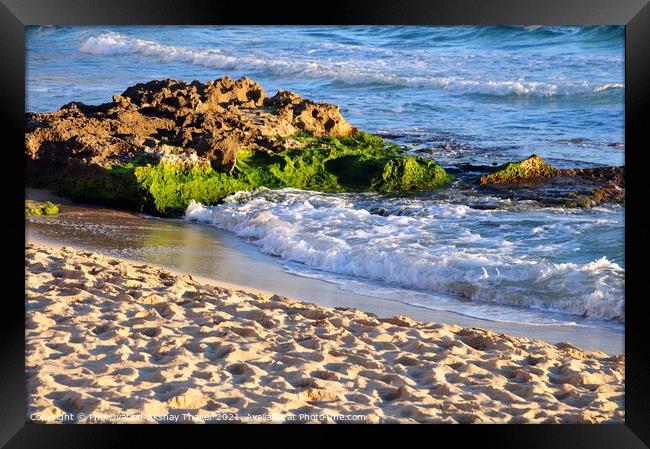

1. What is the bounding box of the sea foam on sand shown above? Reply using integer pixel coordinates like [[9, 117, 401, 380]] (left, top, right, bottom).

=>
[[25, 242, 624, 424]]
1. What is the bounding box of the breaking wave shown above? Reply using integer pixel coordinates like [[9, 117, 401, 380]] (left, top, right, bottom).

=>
[[185, 189, 624, 322]]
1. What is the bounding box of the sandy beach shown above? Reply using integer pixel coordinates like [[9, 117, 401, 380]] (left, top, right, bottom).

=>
[[25, 242, 624, 424]]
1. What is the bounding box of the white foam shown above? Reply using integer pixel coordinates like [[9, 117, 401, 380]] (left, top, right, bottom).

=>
[[79, 32, 624, 97], [185, 189, 624, 322]]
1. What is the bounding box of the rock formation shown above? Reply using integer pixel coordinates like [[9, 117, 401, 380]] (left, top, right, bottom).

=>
[[24, 77, 623, 214], [478, 154, 558, 185], [25, 76, 356, 174], [477, 154, 624, 207]]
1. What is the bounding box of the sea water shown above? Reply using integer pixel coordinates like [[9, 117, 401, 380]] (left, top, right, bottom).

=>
[[26, 26, 625, 327]]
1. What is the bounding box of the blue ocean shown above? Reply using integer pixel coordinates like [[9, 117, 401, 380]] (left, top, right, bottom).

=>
[[26, 26, 625, 327]]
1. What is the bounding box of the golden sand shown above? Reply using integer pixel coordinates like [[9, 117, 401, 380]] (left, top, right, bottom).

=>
[[25, 242, 624, 424]]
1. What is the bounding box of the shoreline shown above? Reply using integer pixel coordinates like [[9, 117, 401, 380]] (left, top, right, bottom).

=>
[[25, 193, 624, 355], [25, 242, 624, 423], [27, 232, 625, 355]]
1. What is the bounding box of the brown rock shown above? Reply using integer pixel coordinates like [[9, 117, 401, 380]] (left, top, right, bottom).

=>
[[195, 135, 240, 173], [476, 156, 624, 207], [25, 76, 356, 175], [265, 89, 355, 137]]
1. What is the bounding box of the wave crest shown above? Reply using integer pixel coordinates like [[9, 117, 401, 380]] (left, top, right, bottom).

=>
[[79, 32, 624, 98], [185, 189, 624, 321]]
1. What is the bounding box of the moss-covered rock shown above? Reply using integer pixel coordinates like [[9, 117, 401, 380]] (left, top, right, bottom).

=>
[[476, 159, 624, 207], [46, 131, 451, 217], [479, 154, 558, 185], [379, 156, 451, 192], [49, 165, 144, 210], [25, 200, 59, 216]]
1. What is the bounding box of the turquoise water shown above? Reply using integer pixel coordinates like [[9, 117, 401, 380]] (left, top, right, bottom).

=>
[[25, 26, 625, 326]]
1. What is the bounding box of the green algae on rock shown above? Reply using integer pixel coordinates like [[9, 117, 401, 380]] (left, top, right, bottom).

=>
[[475, 156, 624, 208], [25, 200, 59, 216], [479, 154, 558, 185], [48, 131, 452, 217]]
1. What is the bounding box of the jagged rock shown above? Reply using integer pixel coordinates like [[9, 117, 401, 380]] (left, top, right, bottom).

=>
[[25, 76, 356, 175], [194, 135, 240, 172], [555, 166, 625, 206], [264, 89, 355, 137], [121, 77, 266, 113]]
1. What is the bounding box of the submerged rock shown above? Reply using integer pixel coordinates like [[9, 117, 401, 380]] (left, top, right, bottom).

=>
[[476, 154, 624, 207], [478, 154, 558, 185], [552, 166, 625, 207]]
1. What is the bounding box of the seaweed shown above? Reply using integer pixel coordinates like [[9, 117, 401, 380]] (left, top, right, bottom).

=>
[[479, 154, 558, 185], [39, 131, 451, 217]]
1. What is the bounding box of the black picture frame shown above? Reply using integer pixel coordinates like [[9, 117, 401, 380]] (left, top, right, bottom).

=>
[[2, 0, 648, 447]]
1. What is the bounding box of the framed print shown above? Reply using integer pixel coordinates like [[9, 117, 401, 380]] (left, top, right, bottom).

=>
[[2, 0, 649, 447]]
